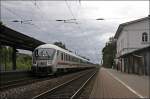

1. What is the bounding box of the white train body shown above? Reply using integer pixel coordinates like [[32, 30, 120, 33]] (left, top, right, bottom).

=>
[[31, 44, 93, 75]]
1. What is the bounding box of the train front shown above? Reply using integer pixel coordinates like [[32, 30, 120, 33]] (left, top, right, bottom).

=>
[[31, 48, 56, 76]]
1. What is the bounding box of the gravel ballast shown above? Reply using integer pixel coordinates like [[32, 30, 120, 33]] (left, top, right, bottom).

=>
[[0, 69, 94, 99]]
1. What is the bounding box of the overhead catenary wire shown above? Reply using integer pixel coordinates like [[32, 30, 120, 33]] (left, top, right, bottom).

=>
[[3, 4, 49, 36], [31, 1, 52, 32], [2, 1, 99, 63], [63, 0, 81, 55], [30, 1, 79, 51], [65, 0, 76, 20], [73, 2, 98, 62], [74, 22, 95, 61], [64, 1, 97, 62], [32, 1, 82, 56], [2, 5, 24, 21]]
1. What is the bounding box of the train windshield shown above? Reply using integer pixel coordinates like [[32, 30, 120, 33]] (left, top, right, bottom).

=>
[[34, 48, 56, 60]]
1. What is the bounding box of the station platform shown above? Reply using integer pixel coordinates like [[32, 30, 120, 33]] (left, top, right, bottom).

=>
[[0, 70, 31, 84], [89, 68, 149, 98]]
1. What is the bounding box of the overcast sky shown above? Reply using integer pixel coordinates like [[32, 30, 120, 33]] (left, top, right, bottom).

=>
[[1, 1, 149, 63]]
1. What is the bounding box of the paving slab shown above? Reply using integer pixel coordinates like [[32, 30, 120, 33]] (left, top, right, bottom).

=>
[[89, 68, 149, 98], [107, 68, 150, 98]]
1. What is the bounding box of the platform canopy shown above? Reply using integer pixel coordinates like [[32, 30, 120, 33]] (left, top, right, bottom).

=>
[[0, 25, 45, 51]]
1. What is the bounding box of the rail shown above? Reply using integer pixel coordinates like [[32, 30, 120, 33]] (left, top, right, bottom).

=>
[[32, 69, 97, 99]]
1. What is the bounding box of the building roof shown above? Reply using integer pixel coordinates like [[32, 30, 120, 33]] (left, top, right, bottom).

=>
[[0, 25, 45, 51], [120, 46, 150, 58], [114, 16, 149, 39]]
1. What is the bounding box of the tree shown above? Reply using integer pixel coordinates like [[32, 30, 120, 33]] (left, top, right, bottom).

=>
[[53, 41, 67, 50], [102, 37, 116, 68], [0, 21, 2, 25]]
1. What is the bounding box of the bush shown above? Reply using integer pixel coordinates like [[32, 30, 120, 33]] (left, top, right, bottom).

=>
[[16, 53, 32, 70]]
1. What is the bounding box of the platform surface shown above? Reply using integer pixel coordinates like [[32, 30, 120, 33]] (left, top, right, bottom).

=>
[[89, 68, 149, 98]]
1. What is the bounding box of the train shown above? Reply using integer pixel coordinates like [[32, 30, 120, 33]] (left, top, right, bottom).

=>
[[31, 44, 95, 76]]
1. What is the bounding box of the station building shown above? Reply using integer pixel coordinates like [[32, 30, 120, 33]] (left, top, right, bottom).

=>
[[114, 16, 150, 75]]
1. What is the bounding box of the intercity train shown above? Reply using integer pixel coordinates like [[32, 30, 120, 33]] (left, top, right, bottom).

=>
[[31, 44, 94, 76]]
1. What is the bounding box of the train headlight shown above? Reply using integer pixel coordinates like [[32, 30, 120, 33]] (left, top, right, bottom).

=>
[[33, 63, 37, 66]]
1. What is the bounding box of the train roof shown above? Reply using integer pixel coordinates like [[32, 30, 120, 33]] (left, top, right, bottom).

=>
[[35, 44, 88, 62]]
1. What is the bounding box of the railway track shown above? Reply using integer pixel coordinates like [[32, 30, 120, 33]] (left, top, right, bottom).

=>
[[32, 69, 97, 99], [0, 69, 93, 91], [0, 71, 78, 91], [0, 76, 52, 91]]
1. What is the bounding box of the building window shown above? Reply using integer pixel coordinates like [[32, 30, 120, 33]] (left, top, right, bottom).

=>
[[142, 32, 148, 42]]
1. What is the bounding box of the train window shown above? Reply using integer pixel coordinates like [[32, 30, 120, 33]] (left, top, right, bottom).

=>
[[74, 57, 76, 62], [72, 57, 73, 62], [63, 53, 64, 61], [34, 50, 38, 56], [70, 56, 71, 61], [73, 57, 75, 62], [64, 53, 66, 61], [76, 58, 78, 62], [66, 55, 68, 61], [81, 60, 83, 63], [34, 48, 56, 60], [72, 57, 74, 62], [67, 55, 69, 61], [77, 59, 79, 62], [75, 58, 77, 62], [69, 55, 70, 61], [66, 54, 67, 61], [61, 53, 63, 60], [74, 58, 76, 62]]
